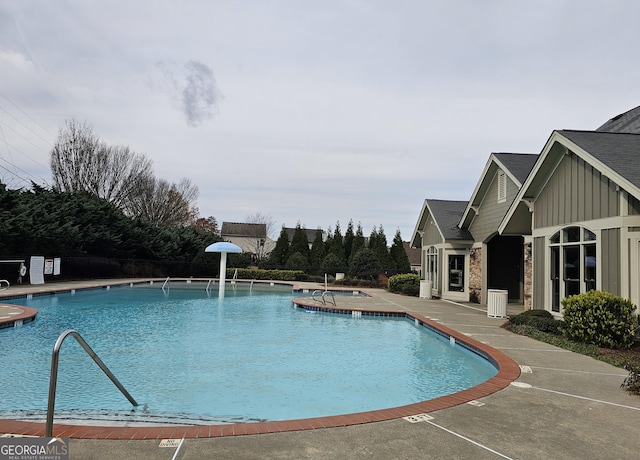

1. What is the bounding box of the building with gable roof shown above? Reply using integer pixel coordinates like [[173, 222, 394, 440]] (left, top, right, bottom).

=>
[[410, 199, 473, 301], [501, 128, 640, 312], [220, 222, 276, 261], [412, 104, 640, 313]]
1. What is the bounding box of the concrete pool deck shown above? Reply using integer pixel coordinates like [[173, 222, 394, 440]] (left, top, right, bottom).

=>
[[1, 279, 640, 459]]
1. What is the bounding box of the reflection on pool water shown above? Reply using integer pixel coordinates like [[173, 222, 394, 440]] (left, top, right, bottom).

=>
[[0, 283, 497, 424]]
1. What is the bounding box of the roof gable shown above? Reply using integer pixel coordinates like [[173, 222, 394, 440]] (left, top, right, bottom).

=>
[[412, 199, 472, 247], [499, 129, 640, 235], [460, 152, 537, 229]]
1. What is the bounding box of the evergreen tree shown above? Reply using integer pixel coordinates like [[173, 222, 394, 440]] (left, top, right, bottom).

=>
[[349, 248, 382, 279], [349, 222, 366, 263], [289, 222, 310, 263], [268, 226, 290, 267], [328, 221, 346, 265], [309, 229, 326, 274], [323, 226, 333, 257], [369, 225, 394, 270], [343, 219, 355, 262], [321, 253, 344, 274], [390, 228, 411, 273], [285, 251, 308, 270]]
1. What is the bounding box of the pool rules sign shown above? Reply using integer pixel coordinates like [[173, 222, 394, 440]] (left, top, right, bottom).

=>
[[0, 437, 69, 460]]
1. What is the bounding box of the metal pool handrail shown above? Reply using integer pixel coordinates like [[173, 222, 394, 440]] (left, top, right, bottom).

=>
[[311, 290, 336, 306], [46, 329, 139, 437]]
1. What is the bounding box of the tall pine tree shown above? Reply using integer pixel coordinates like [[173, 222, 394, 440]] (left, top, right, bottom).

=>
[[343, 219, 355, 263], [268, 226, 290, 267], [289, 222, 310, 263], [390, 228, 411, 273]]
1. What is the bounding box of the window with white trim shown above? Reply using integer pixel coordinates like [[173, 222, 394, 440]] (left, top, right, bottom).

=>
[[549, 226, 597, 312]]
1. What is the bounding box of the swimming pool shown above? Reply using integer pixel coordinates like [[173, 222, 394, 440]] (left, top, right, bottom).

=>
[[0, 283, 498, 425]]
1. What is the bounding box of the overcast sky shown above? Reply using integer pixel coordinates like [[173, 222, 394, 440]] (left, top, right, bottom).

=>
[[1, 1, 639, 241]]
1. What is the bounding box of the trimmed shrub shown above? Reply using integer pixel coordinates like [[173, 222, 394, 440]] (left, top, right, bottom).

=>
[[508, 310, 564, 334], [562, 290, 637, 349], [226, 268, 305, 281], [388, 273, 420, 296]]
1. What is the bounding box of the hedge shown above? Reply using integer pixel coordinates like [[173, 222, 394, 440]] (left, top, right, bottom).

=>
[[226, 268, 306, 281]]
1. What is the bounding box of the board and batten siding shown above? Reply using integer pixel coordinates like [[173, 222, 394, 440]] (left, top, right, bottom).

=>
[[533, 236, 546, 309], [470, 169, 520, 243], [601, 228, 621, 296], [422, 218, 444, 246], [628, 194, 640, 215], [534, 152, 619, 229]]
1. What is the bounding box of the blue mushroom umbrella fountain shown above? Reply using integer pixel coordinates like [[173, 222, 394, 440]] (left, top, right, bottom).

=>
[[205, 241, 242, 297]]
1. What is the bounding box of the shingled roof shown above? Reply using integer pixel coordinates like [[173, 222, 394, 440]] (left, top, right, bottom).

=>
[[492, 153, 538, 185], [559, 130, 640, 190], [596, 106, 640, 134], [427, 199, 473, 241], [220, 222, 267, 238]]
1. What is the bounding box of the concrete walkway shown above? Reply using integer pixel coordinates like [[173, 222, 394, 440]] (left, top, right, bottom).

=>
[[1, 280, 639, 459]]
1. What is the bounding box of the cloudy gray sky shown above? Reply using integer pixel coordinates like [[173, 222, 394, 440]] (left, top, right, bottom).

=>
[[1, 1, 639, 240]]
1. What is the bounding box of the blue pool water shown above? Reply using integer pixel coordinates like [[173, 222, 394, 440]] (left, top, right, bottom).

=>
[[0, 284, 497, 424]]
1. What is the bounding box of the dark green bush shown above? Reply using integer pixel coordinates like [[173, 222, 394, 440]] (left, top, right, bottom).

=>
[[508, 310, 564, 334], [562, 290, 637, 349], [518, 309, 554, 318], [402, 284, 419, 296], [226, 268, 305, 281], [388, 273, 420, 296]]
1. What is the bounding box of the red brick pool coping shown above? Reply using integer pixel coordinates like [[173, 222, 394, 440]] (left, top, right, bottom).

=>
[[0, 291, 520, 439]]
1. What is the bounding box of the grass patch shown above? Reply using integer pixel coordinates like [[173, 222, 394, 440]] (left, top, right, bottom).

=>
[[505, 323, 640, 369], [505, 310, 640, 395]]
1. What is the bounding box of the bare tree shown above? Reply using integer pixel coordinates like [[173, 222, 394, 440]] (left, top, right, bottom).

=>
[[246, 211, 277, 239], [50, 119, 153, 208], [124, 177, 199, 227]]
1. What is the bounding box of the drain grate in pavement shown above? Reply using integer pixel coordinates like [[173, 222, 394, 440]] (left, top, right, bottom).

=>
[[403, 413, 434, 423], [467, 400, 485, 407]]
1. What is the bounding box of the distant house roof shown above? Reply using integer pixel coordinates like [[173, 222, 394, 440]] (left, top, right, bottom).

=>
[[220, 222, 267, 239], [403, 241, 421, 267], [284, 227, 325, 243], [597, 105, 640, 134]]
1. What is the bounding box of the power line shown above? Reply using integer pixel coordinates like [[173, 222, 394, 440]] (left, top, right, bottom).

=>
[[0, 118, 51, 164], [0, 102, 53, 148], [0, 90, 55, 138], [0, 125, 50, 173]]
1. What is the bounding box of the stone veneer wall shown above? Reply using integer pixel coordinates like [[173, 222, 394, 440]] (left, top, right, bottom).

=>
[[469, 247, 482, 303], [523, 241, 532, 310]]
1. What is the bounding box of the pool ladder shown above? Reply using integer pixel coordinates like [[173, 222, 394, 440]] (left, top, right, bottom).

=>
[[311, 290, 336, 306], [46, 329, 139, 437]]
